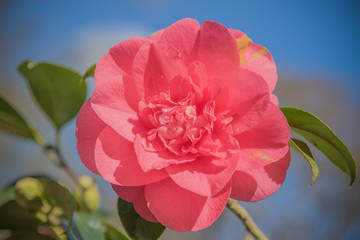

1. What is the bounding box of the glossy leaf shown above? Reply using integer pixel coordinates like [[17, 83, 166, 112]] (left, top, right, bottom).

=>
[[80, 64, 96, 84], [40, 178, 75, 227], [289, 138, 319, 184], [104, 222, 129, 240], [18, 60, 87, 129], [117, 198, 165, 240], [281, 107, 357, 186], [117, 198, 138, 239], [134, 217, 165, 240], [0, 200, 42, 230], [0, 96, 35, 139], [66, 212, 106, 240]]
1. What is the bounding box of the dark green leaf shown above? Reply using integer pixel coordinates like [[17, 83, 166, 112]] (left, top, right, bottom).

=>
[[80, 64, 96, 84], [40, 178, 75, 227], [117, 198, 165, 240], [289, 138, 319, 184], [134, 217, 165, 240], [66, 212, 106, 240], [104, 222, 129, 240], [0, 185, 15, 206], [117, 198, 138, 239], [18, 60, 87, 129], [0, 96, 35, 139], [281, 107, 357, 186], [7, 230, 54, 240], [0, 200, 42, 230]]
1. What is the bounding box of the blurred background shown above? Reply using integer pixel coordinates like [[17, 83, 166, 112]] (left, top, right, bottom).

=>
[[0, 0, 359, 239]]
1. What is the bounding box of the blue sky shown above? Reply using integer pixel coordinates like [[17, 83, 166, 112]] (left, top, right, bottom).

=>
[[2, 0, 360, 87]]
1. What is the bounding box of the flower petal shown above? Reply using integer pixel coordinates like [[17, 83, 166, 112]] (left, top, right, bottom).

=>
[[160, 18, 200, 62], [133, 190, 158, 222], [235, 103, 290, 171], [148, 29, 165, 41], [145, 178, 231, 232], [91, 76, 145, 142], [230, 29, 277, 92], [95, 126, 168, 186], [76, 99, 106, 174], [194, 20, 239, 76], [166, 152, 238, 197], [94, 53, 125, 87], [109, 37, 150, 75], [134, 133, 196, 172], [230, 150, 290, 202], [111, 184, 143, 202], [215, 68, 270, 135], [133, 42, 188, 98]]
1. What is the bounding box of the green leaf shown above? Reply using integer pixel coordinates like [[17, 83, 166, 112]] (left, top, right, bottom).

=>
[[117, 198, 165, 240], [0, 96, 35, 139], [134, 217, 165, 240], [80, 64, 96, 84], [117, 198, 139, 239], [0, 185, 15, 206], [281, 107, 357, 186], [66, 212, 106, 240], [289, 138, 319, 184], [40, 178, 75, 228], [0, 200, 43, 230], [18, 60, 87, 129], [7, 230, 54, 240], [103, 222, 129, 240]]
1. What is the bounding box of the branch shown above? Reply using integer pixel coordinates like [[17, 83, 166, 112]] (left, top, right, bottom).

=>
[[227, 198, 269, 240]]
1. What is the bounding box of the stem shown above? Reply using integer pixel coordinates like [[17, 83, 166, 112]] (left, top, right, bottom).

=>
[[227, 198, 269, 240], [33, 129, 78, 184]]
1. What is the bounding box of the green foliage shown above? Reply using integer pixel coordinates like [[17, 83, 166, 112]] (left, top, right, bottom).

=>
[[40, 178, 75, 228], [66, 212, 106, 240], [0, 200, 43, 230], [18, 60, 87, 130], [103, 222, 130, 240], [289, 138, 319, 184], [0, 97, 35, 139], [281, 107, 357, 186], [80, 64, 96, 84], [73, 175, 100, 213], [117, 198, 165, 240]]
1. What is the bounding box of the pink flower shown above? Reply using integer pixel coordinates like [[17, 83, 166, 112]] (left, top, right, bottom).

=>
[[76, 18, 290, 232]]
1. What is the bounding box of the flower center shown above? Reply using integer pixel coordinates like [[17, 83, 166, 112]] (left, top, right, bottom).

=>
[[139, 92, 230, 156]]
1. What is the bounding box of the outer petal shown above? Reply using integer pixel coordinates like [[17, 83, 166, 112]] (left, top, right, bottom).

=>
[[133, 191, 158, 222], [95, 126, 168, 186], [230, 29, 277, 92], [148, 29, 165, 41], [76, 99, 106, 174], [166, 152, 238, 197], [230, 150, 290, 202], [91, 76, 145, 142], [215, 68, 270, 135], [109, 37, 151, 75], [194, 20, 239, 76], [94, 54, 125, 87], [235, 103, 290, 171], [134, 133, 196, 172], [160, 18, 200, 62], [133, 42, 188, 99], [145, 178, 231, 232], [111, 184, 143, 202]]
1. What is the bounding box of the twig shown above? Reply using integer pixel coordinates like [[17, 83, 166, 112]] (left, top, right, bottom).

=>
[[227, 198, 269, 240]]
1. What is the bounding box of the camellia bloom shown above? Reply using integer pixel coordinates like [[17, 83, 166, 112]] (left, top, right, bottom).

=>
[[76, 18, 290, 232]]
